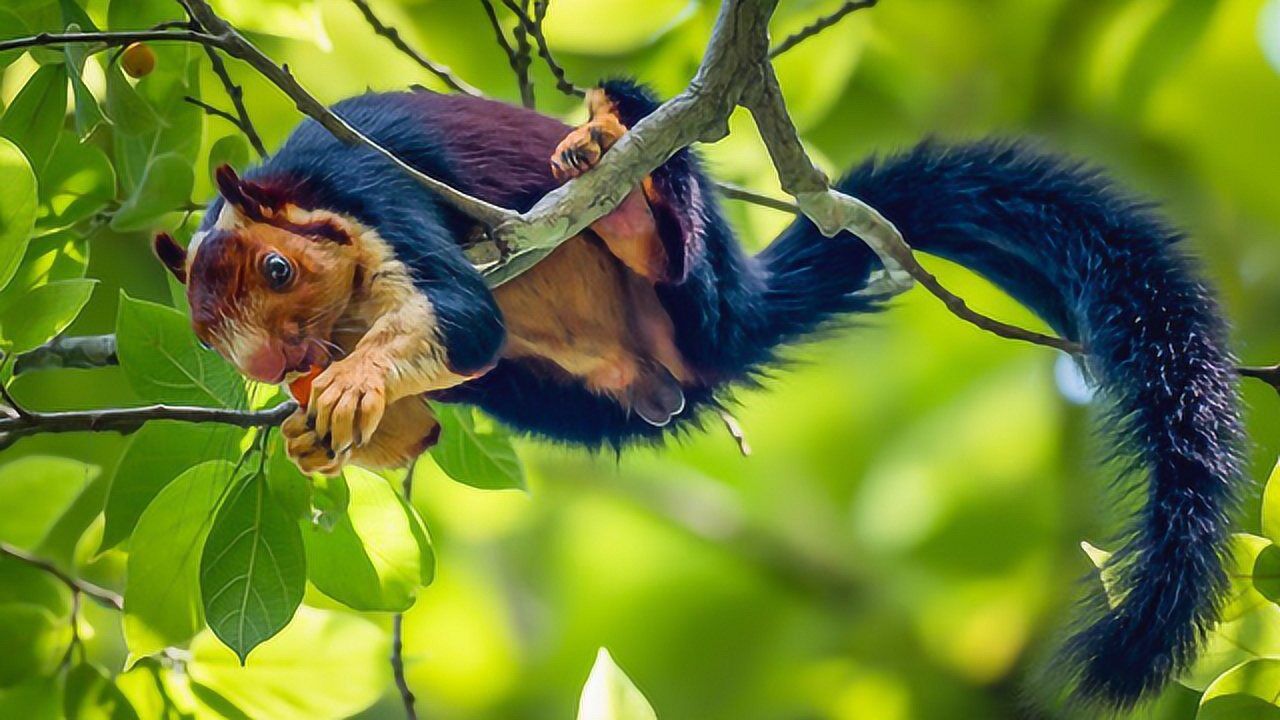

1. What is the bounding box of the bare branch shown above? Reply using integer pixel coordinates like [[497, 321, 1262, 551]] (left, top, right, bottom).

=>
[[13, 335, 118, 375], [0, 542, 123, 611], [769, 0, 878, 58], [347, 0, 481, 97], [503, 0, 586, 98], [741, 61, 1084, 355], [1241, 365, 1280, 396], [0, 28, 221, 54], [202, 45, 268, 158], [479, 0, 536, 107], [0, 401, 295, 449], [183, 94, 246, 130], [392, 460, 419, 720], [178, 0, 516, 227]]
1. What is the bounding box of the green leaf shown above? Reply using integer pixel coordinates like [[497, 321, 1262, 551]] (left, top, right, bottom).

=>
[[101, 421, 245, 553], [207, 134, 251, 185], [103, 65, 159, 138], [200, 471, 306, 663], [1199, 659, 1280, 719], [115, 293, 246, 408], [63, 662, 139, 720], [0, 604, 66, 688], [112, 52, 201, 196], [124, 460, 238, 662], [302, 467, 434, 612], [0, 278, 95, 353], [36, 131, 114, 232], [63, 40, 105, 140], [576, 648, 658, 720], [0, 673, 62, 720], [542, 0, 693, 54], [0, 553, 70, 615], [0, 136, 38, 292], [110, 153, 195, 232], [0, 456, 96, 550], [0, 8, 32, 71], [188, 607, 389, 720], [1261, 459, 1280, 545], [266, 441, 311, 521], [430, 405, 525, 491], [0, 231, 89, 314], [0, 63, 67, 175]]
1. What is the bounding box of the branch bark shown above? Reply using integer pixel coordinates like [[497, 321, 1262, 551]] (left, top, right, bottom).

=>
[[0, 542, 123, 611], [0, 401, 295, 449], [12, 335, 117, 375], [769, 0, 878, 58], [348, 0, 481, 97]]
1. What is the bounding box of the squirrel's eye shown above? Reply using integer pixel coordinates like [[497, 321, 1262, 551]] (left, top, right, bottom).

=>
[[261, 252, 294, 291]]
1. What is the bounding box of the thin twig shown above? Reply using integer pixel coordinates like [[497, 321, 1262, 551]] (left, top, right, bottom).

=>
[[202, 45, 268, 158], [1241, 365, 1280, 396], [183, 95, 244, 130], [392, 459, 419, 720], [480, 0, 535, 107], [0, 401, 295, 449], [503, 0, 585, 98], [769, 0, 878, 58], [0, 28, 221, 54], [347, 0, 481, 97], [0, 382, 30, 419], [714, 181, 800, 213], [0, 542, 124, 611]]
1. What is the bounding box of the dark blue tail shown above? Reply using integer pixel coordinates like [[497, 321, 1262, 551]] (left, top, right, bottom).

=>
[[761, 140, 1245, 707]]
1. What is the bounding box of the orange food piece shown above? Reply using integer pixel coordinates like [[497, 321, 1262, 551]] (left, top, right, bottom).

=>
[[121, 43, 156, 78], [289, 366, 323, 407]]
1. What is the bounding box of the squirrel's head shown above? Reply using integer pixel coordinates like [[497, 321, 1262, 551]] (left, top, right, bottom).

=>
[[154, 165, 369, 384]]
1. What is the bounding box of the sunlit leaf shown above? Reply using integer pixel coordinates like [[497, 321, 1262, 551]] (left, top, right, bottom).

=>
[[36, 131, 115, 232], [110, 153, 195, 232], [115, 293, 246, 408], [0, 136, 38, 293], [577, 648, 658, 720], [0, 278, 95, 353], [431, 405, 524, 491], [200, 470, 306, 663], [101, 421, 245, 553], [0, 672, 62, 719], [103, 65, 159, 138], [0, 604, 66, 688], [63, 662, 140, 720], [303, 467, 433, 612], [1199, 658, 1280, 719], [124, 460, 238, 662], [64, 42, 105, 140], [188, 607, 389, 720], [0, 63, 67, 175], [0, 456, 96, 551]]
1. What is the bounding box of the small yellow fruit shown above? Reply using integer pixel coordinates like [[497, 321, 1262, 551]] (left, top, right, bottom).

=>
[[121, 42, 156, 79]]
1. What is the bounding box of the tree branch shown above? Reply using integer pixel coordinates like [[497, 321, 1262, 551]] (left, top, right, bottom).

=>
[[0, 401, 295, 449], [347, 0, 481, 97], [741, 60, 1085, 354], [202, 45, 268, 158], [13, 335, 118, 375], [769, 0, 878, 58], [1241, 365, 1280, 396], [502, 0, 586, 98], [392, 460, 419, 720], [0, 542, 123, 611], [479, 0, 536, 108]]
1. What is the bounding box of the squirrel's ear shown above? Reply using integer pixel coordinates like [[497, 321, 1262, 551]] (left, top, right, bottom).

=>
[[214, 164, 268, 221], [154, 232, 187, 284]]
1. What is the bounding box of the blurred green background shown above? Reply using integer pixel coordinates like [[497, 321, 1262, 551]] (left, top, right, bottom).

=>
[[4, 0, 1280, 718]]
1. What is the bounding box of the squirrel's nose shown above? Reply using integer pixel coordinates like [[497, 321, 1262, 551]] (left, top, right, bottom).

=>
[[243, 345, 288, 384]]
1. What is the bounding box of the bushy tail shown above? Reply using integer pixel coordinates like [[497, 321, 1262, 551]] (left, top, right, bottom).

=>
[[760, 140, 1245, 707]]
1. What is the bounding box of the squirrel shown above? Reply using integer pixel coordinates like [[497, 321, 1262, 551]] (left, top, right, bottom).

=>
[[154, 79, 1245, 710]]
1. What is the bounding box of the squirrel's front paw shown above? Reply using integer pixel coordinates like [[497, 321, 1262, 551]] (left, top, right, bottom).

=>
[[282, 409, 349, 475], [307, 356, 388, 455]]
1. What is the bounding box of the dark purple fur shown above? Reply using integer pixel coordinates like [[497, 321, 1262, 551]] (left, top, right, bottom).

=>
[[202, 84, 1244, 708]]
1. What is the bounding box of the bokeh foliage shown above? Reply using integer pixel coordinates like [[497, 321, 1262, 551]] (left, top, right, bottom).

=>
[[1, 0, 1279, 718]]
